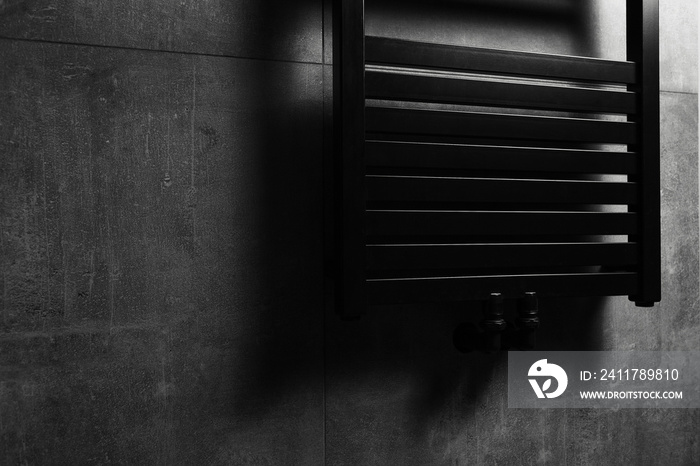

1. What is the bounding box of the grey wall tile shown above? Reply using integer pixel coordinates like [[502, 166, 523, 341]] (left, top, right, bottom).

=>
[[660, 0, 698, 93], [0, 40, 325, 464], [0, 0, 323, 63]]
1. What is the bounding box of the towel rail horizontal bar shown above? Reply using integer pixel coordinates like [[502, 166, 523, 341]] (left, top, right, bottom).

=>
[[366, 272, 638, 303], [365, 141, 637, 175], [366, 242, 638, 270], [366, 211, 638, 236], [366, 107, 636, 144], [366, 175, 637, 205], [365, 36, 637, 84], [366, 70, 637, 114]]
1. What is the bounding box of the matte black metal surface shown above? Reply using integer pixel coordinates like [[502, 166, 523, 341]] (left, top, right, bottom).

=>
[[365, 36, 637, 84], [366, 211, 638, 237], [366, 243, 639, 270], [366, 176, 637, 205], [366, 141, 638, 175], [366, 70, 637, 114], [627, 0, 661, 305], [334, 0, 367, 317], [366, 272, 639, 304], [366, 107, 637, 144]]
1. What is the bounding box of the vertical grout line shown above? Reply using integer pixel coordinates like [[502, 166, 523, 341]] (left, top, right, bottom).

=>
[[697, 6, 700, 303], [321, 1, 327, 465], [322, 0, 326, 67], [1, 206, 6, 328], [190, 59, 197, 245]]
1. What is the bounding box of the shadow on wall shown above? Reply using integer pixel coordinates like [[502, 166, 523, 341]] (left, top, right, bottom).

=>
[[366, 0, 602, 57], [233, 0, 612, 438]]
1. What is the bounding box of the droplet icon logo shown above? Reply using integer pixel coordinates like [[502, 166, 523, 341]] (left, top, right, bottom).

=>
[[528, 359, 568, 399]]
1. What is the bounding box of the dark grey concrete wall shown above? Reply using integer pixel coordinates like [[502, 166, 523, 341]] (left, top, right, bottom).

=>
[[0, 1, 697, 465]]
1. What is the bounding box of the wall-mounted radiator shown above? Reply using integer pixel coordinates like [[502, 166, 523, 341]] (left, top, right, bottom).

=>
[[333, 1, 660, 320]]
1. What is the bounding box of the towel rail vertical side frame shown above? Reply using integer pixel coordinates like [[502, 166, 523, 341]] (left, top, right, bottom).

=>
[[627, 0, 661, 306], [334, 0, 366, 318]]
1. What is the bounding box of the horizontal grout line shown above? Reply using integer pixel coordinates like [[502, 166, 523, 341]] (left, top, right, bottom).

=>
[[0, 322, 169, 340], [0, 37, 692, 96], [661, 89, 698, 96], [0, 35, 323, 66]]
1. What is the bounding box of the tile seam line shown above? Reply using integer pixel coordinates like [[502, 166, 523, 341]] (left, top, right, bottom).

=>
[[321, 0, 328, 458], [2, 37, 694, 94], [321, 0, 327, 463], [0, 35, 323, 66], [660, 89, 699, 96]]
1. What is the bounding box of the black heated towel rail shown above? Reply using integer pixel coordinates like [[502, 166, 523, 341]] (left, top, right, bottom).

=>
[[333, 0, 660, 318]]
